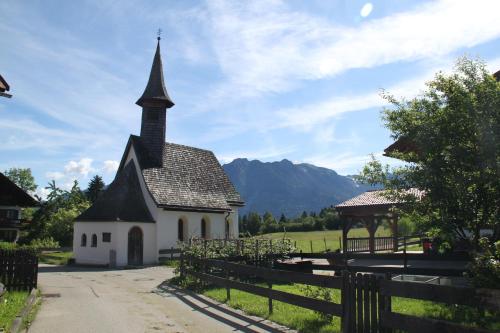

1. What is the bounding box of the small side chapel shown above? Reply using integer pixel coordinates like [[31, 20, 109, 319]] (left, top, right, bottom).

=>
[[73, 37, 244, 266]]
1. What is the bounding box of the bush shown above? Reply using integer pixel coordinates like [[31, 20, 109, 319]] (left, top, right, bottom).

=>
[[468, 238, 500, 288], [29, 237, 60, 249]]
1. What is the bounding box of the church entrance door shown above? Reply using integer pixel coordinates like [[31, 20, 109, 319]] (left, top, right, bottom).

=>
[[128, 227, 143, 266]]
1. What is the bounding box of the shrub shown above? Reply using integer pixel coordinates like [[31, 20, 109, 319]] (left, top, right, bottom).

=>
[[468, 238, 500, 288], [29, 237, 60, 250]]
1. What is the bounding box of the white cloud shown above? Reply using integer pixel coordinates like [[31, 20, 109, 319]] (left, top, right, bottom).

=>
[[360, 3, 373, 18], [204, 0, 500, 100], [45, 171, 64, 180], [103, 160, 119, 173], [64, 158, 94, 177]]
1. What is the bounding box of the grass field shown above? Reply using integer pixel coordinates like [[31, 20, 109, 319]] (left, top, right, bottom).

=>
[[0, 291, 29, 332], [203, 283, 499, 333], [258, 227, 391, 252], [39, 251, 73, 265]]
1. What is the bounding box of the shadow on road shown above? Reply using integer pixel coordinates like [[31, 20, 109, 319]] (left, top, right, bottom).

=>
[[156, 282, 290, 333]]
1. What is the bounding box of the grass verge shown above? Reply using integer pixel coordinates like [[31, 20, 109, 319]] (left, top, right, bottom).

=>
[[39, 251, 73, 265], [0, 291, 29, 332]]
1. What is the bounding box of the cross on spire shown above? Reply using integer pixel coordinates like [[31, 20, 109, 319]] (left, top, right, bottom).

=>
[[157, 28, 162, 41]]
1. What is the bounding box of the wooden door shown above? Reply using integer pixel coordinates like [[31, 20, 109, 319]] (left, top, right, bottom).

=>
[[128, 227, 143, 266]]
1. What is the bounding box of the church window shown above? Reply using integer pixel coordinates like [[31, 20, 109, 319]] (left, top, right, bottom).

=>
[[178, 219, 184, 242], [81, 234, 87, 247], [201, 218, 207, 239], [91, 234, 97, 247]]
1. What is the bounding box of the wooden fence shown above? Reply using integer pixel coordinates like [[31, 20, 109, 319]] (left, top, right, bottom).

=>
[[0, 249, 38, 291], [346, 235, 422, 253], [180, 254, 499, 332], [158, 247, 182, 262], [284, 252, 470, 277]]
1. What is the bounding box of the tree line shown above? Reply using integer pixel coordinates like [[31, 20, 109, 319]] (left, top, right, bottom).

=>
[[239, 207, 342, 236]]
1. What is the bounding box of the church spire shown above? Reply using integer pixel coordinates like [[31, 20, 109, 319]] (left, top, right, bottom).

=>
[[136, 36, 174, 108]]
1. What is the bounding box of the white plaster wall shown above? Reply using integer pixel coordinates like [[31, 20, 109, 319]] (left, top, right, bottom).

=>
[[73, 222, 157, 266]]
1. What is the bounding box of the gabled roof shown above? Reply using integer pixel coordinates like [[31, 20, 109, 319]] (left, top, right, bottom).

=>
[[136, 39, 174, 108], [0, 75, 10, 92], [0, 172, 37, 207], [336, 189, 423, 209], [76, 162, 154, 222], [117, 135, 244, 213]]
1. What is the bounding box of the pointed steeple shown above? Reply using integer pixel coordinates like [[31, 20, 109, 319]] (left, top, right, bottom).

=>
[[136, 37, 174, 108]]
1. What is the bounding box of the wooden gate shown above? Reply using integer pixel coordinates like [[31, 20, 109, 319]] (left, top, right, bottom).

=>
[[342, 272, 380, 333]]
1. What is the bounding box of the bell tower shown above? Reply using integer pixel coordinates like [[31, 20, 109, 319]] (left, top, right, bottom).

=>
[[136, 36, 174, 166]]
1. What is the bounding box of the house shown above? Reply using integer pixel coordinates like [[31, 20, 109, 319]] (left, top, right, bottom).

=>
[[73, 38, 244, 266], [0, 74, 12, 98], [0, 172, 37, 242]]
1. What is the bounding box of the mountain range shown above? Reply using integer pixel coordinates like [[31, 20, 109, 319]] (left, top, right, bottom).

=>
[[222, 158, 373, 218]]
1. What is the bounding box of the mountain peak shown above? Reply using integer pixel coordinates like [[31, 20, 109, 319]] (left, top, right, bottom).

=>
[[222, 158, 370, 217]]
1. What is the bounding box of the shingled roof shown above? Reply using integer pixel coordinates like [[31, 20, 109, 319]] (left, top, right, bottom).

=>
[[76, 162, 154, 222], [117, 135, 243, 213], [336, 189, 423, 208]]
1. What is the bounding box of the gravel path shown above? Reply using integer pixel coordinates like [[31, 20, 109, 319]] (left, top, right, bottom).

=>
[[29, 264, 293, 333]]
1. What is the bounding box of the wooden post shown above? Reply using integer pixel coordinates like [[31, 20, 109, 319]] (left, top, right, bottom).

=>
[[339, 236, 342, 252], [225, 257, 230, 301], [403, 238, 408, 272], [310, 240, 313, 253], [341, 271, 349, 333], [255, 239, 259, 267], [180, 251, 185, 279], [269, 239, 273, 267], [268, 280, 273, 314], [170, 246, 174, 260], [324, 237, 327, 252]]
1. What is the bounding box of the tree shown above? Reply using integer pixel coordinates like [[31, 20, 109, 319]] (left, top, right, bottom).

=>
[[4, 168, 37, 193], [279, 213, 287, 223], [25, 180, 90, 246], [87, 175, 105, 203], [261, 211, 279, 234], [246, 212, 262, 236], [359, 58, 500, 248]]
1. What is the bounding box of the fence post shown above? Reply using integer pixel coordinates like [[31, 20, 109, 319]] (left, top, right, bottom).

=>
[[324, 237, 327, 252], [255, 239, 259, 267], [171, 246, 174, 260], [180, 251, 185, 279], [403, 238, 408, 272], [268, 279, 273, 314], [225, 257, 230, 301], [341, 271, 350, 333], [310, 240, 313, 253]]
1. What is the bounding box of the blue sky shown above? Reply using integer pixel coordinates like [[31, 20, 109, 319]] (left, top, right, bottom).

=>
[[1, 0, 499, 197]]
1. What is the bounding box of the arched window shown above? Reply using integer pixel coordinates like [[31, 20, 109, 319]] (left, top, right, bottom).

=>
[[91, 234, 97, 247], [225, 220, 230, 239], [178, 219, 184, 242], [81, 234, 87, 247], [201, 218, 207, 239]]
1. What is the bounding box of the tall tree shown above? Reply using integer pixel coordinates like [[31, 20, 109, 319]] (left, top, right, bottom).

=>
[[359, 57, 500, 247], [4, 168, 37, 193], [87, 175, 105, 203], [246, 212, 262, 236]]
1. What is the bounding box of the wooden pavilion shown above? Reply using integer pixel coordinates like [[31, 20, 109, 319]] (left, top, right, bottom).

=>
[[336, 189, 422, 253]]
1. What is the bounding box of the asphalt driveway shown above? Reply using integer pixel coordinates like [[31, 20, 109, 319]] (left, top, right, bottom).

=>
[[29, 264, 292, 333]]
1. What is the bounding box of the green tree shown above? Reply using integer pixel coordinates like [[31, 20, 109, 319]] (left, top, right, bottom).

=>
[[261, 212, 279, 234], [279, 213, 287, 223], [87, 175, 105, 203], [246, 212, 262, 236], [4, 168, 37, 193], [26, 180, 90, 246], [359, 57, 500, 248]]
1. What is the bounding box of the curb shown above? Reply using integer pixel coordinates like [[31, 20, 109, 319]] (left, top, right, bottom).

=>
[[10, 288, 38, 333]]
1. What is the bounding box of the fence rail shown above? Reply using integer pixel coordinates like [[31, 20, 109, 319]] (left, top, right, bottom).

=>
[[0, 249, 38, 291], [180, 252, 499, 333]]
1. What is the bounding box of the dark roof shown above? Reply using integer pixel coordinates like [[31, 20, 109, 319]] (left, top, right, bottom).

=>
[[0, 75, 9, 92], [136, 39, 174, 108], [494, 70, 500, 82], [383, 136, 419, 158], [118, 135, 243, 212], [76, 162, 154, 222], [0, 172, 37, 207]]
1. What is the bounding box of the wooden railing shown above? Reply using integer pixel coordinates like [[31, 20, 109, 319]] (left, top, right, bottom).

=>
[[180, 254, 499, 333], [379, 279, 500, 333], [346, 235, 422, 253]]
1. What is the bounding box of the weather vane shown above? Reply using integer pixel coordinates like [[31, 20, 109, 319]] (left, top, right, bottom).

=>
[[157, 28, 162, 41]]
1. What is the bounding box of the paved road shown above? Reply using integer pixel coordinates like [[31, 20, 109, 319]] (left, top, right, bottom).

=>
[[29, 265, 293, 333]]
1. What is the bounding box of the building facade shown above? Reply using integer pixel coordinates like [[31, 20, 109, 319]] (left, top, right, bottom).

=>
[[73, 38, 243, 266]]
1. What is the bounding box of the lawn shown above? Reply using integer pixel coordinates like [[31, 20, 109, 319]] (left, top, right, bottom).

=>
[[0, 291, 29, 332], [202, 283, 499, 333], [38, 251, 73, 265], [259, 227, 391, 252]]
